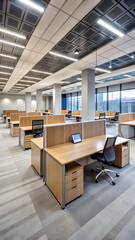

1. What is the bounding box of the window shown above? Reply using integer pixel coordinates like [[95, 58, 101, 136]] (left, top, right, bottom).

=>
[[66, 94, 71, 110], [121, 89, 135, 113], [97, 92, 107, 111], [78, 92, 82, 110], [109, 91, 120, 111], [72, 93, 77, 110]]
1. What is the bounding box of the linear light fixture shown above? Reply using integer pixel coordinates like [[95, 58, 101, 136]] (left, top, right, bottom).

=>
[[0, 71, 11, 75], [24, 76, 42, 80], [0, 77, 8, 80], [97, 19, 124, 37], [49, 51, 78, 62], [0, 53, 17, 59], [0, 65, 14, 70], [95, 67, 111, 73], [0, 39, 25, 48], [19, 0, 44, 13], [125, 74, 132, 78], [0, 28, 26, 39], [31, 69, 52, 75], [77, 78, 82, 80]]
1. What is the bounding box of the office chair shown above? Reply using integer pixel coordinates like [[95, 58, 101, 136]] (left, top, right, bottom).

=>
[[91, 136, 119, 185], [67, 110, 72, 118], [32, 120, 43, 138], [111, 112, 119, 125], [99, 112, 105, 119]]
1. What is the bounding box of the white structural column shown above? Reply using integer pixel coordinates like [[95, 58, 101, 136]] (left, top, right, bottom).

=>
[[36, 89, 42, 112], [82, 69, 95, 121], [25, 92, 31, 113], [53, 84, 61, 114]]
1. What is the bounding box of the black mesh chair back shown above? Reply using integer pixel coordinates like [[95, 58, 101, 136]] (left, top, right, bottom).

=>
[[32, 120, 43, 136], [45, 110, 48, 112], [114, 112, 119, 121], [68, 110, 72, 115], [99, 112, 105, 119], [103, 136, 117, 164]]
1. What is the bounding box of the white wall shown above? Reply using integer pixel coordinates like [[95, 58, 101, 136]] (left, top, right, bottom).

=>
[[0, 93, 46, 115]]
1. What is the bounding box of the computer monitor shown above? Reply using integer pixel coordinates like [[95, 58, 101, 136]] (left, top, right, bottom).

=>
[[72, 133, 82, 144], [32, 120, 43, 138]]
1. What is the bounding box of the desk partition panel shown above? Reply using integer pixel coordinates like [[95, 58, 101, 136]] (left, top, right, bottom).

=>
[[6, 110, 18, 118], [10, 112, 26, 121], [83, 120, 105, 139], [47, 114, 65, 125], [27, 112, 42, 116], [129, 113, 135, 121], [20, 115, 47, 127]]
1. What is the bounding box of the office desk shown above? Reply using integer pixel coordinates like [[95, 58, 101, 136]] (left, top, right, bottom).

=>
[[20, 126, 35, 150], [6, 117, 10, 128], [10, 121, 19, 136], [3, 115, 6, 123], [31, 137, 43, 176], [95, 116, 113, 120], [45, 135, 129, 209], [120, 121, 135, 138], [72, 115, 113, 122]]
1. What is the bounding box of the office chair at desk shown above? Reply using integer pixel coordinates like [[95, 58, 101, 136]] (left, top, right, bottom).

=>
[[99, 112, 105, 119], [32, 120, 43, 138], [111, 112, 119, 125], [91, 136, 119, 185]]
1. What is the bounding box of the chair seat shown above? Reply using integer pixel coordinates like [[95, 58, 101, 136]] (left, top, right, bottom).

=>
[[91, 153, 105, 163]]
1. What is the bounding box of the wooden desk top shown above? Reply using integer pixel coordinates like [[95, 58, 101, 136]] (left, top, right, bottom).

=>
[[120, 121, 135, 126], [72, 115, 82, 118], [31, 137, 43, 149], [45, 135, 129, 166], [11, 121, 19, 125], [95, 116, 113, 120], [20, 126, 32, 131]]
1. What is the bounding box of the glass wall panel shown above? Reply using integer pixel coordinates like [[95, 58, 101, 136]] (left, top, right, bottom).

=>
[[78, 92, 82, 110], [97, 92, 107, 111], [72, 92, 77, 110], [66, 93, 71, 110], [121, 89, 135, 113], [108, 91, 120, 111]]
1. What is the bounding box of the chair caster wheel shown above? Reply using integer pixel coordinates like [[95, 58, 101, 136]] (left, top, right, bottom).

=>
[[112, 181, 116, 185], [95, 179, 98, 183], [116, 173, 119, 177]]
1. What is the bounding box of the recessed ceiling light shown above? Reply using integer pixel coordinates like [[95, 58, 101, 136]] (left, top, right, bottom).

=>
[[95, 67, 111, 73], [0, 65, 14, 70], [0, 28, 26, 39], [0, 77, 8, 80], [49, 51, 78, 62], [24, 76, 42, 80], [0, 71, 11, 75], [131, 54, 134, 59], [0, 53, 17, 59], [97, 19, 124, 37], [124, 74, 132, 78], [31, 69, 52, 75], [0, 39, 25, 48], [19, 0, 44, 13], [75, 49, 79, 55]]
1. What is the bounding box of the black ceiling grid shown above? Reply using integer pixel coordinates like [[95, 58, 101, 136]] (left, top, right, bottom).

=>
[[21, 0, 135, 93], [0, 0, 50, 92]]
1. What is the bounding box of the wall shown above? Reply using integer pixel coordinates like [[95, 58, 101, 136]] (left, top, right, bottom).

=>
[[0, 93, 46, 115]]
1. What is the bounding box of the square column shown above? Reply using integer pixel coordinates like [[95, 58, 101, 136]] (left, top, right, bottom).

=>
[[82, 69, 95, 121], [25, 92, 31, 113], [53, 84, 61, 115], [36, 89, 42, 112]]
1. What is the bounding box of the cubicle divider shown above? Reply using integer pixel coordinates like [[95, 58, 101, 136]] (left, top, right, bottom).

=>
[[20, 115, 46, 127], [27, 112, 42, 116], [10, 112, 26, 122], [129, 113, 135, 121], [6, 110, 19, 128], [119, 113, 135, 138], [61, 110, 68, 115], [10, 112, 27, 136], [72, 111, 81, 116]]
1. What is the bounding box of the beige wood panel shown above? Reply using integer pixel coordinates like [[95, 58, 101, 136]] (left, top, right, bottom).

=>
[[47, 115, 65, 125], [110, 111, 117, 117], [45, 135, 129, 166], [72, 111, 80, 116], [48, 110, 53, 113], [31, 142, 41, 175], [11, 123, 19, 137], [46, 153, 63, 205], [3, 110, 7, 115], [129, 113, 135, 121], [61, 110, 68, 114], [119, 114, 129, 123], [20, 115, 46, 127], [3, 116, 6, 123], [65, 182, 83, 204], [83, 120, 105, 139], [46, 123, 82, 148], [6, 118, 10, 128], [10, 112, 26, 121], [95, 111, 109, 117], [27, 112, 42, 116], [6, 110, 18, 118]]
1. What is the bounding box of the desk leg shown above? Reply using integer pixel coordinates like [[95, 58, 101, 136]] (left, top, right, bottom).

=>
[[62, 165, 65, 209]]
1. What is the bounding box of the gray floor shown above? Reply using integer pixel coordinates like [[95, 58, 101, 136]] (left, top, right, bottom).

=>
[[0, 121, 135, 240]]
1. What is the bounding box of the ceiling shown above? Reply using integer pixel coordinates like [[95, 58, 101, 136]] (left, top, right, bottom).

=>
[[0, 0, 135, 95]]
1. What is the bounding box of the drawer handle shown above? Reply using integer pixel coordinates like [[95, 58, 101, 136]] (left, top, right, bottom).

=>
[[72, 171, 77, 174], [72, 186, 77, 189], [72, 178, 77, 181]]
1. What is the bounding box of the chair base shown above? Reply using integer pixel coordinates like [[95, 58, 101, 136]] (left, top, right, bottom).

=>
[[91, 164, 119, 185]]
